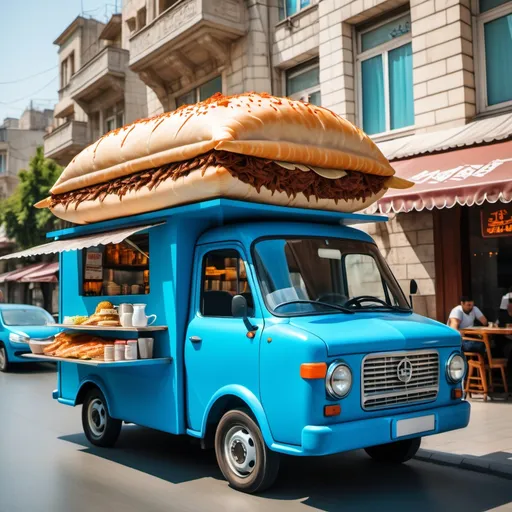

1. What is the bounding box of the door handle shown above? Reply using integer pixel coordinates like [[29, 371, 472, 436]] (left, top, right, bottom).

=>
[[189, 336, 202, 343]]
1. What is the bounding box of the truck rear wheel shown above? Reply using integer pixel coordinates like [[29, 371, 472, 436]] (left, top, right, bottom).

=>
[[82, 388, 122, 447], [364, 437, 421, 463], [215, 409, 280, 494]]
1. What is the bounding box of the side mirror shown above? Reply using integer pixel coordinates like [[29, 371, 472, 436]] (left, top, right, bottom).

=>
[[232, 295, 258, 333], [410, 279, 418, 295], [232, 295, 248, 318]]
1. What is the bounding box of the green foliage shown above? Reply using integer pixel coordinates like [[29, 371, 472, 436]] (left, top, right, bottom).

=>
[[0, 146, 62, 249]]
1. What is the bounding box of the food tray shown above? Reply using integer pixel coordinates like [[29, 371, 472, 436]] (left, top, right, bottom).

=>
[[53, 324, 168, 332], [22, 353, 172, 367]]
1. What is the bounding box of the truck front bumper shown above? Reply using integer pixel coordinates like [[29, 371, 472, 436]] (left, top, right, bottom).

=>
[[292, 401, 470, 457]]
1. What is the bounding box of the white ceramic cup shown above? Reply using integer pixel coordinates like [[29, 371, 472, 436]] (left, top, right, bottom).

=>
[[120, 312, 133, 327], [138, 338, 154, 359]]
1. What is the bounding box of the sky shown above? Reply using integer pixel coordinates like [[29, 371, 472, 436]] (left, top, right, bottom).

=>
[[0, 0, 120, 123]]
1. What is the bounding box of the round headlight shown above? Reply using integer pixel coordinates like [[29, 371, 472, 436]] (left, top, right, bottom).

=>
[[447, 353, 465, 383], [326, 362, 352, 399]]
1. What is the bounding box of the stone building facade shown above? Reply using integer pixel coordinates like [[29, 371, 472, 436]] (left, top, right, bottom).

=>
[[0, 107, 53, 199], [44, 15, 147, 166], [44, 0, 511, 320]]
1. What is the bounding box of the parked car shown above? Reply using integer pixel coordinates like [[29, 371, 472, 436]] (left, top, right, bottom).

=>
[[0, 304, 60, 372]]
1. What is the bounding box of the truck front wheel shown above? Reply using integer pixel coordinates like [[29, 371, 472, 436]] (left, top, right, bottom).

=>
[[215, 409, 280, 494], [82, 388, 122, 447], [365, 437, 421, 463]]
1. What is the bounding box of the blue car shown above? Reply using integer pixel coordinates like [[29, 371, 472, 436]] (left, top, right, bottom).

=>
[[0, 304, 60, 372]]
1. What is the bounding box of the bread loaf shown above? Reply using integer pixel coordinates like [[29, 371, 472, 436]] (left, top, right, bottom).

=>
[[38, 93, 412, 223]]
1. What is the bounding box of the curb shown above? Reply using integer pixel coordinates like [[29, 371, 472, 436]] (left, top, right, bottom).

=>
[[415, 449, 512, 480]]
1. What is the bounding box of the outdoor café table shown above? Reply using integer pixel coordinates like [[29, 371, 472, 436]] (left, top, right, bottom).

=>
[[460, 326, 512, 340], [460, 326, 512, 395]]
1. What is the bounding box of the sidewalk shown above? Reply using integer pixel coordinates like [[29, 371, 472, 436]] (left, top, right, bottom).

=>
[[417, 399, 512, 479]]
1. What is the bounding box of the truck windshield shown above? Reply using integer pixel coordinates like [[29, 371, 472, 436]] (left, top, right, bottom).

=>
[[253, 237, 410, 316]]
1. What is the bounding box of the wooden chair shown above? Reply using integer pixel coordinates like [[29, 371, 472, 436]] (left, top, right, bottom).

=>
[[464, 344, 488, 400], [480, 333, 510, 394]]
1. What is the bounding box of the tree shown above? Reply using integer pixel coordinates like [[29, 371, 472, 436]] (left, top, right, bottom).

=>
[[0, 146, 63, 249]]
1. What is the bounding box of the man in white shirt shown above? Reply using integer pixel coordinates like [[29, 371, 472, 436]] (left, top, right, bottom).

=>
[[448, 296, 488, 353]]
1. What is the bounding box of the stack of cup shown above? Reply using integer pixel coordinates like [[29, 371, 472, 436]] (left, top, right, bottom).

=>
[[138, 338, 154, 359]]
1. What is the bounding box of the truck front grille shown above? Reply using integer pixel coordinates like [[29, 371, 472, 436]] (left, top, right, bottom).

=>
[[362, 351, 439, 410]]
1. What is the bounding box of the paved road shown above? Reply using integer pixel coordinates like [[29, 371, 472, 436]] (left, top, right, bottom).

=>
[[2, 365, 512, 512]]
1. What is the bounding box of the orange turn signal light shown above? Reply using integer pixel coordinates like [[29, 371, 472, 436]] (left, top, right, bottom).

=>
[[324, 405, 341, 417], [452, 388, 463, 399], [300, 362, 327, 379]]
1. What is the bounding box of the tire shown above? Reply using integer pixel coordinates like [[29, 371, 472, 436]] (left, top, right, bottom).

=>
[[0, 343, 9, 373], [215, 409, 280, 494], [364, 437, 421, 463], [82, 388, 122, 447]]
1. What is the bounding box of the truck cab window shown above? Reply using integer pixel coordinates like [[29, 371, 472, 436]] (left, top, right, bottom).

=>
[[201, 250, 254, 317]]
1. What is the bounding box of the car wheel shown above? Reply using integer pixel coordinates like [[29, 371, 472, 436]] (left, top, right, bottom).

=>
[[215, 409, 280, 494], [364, 437, 421, 463], [0, 343, 9, 373], [82, 388, 122, 447]]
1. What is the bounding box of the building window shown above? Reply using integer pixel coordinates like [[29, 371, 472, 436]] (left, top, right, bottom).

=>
[[0, 153, 6, 174], [61, 60, 68, 89], [477, 0, 512, 110], [279, 0, 311, 20], [69, 52, 75, 77], [137, 7, 147, 30], [285, 59, 321, 105], [104, 101, 124, 134], [60, 53, 75, 89], [126, 17, 136, 33], [356, 13, 413, 136], [176, 76, 223, 107], [159, 0, 179, 15]]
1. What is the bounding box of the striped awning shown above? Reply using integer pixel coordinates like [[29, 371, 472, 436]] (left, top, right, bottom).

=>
[[0, 223, 162, 260], [375, 139, 512, 213]]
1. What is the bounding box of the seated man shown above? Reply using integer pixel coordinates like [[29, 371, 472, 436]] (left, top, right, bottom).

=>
[[448, 296, 488, 354]]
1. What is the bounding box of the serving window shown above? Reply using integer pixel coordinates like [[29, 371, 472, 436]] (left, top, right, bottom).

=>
[[82, 233, 150, 296]]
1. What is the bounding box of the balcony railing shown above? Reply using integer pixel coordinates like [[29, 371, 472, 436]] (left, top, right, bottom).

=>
[[70, 46, 128, 104], [129, 0, 246, 70], [44, 121, 89, 165]]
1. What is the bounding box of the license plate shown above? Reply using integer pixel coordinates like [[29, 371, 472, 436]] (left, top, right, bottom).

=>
[[395, 415, 435, 438]]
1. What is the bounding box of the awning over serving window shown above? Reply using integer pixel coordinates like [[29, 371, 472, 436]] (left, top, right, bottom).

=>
[[376, 139, 512, 213], [0, 223, 162, 260]]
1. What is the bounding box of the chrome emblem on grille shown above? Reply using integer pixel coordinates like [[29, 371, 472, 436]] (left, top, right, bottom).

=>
[[397, 358, 413, 383]]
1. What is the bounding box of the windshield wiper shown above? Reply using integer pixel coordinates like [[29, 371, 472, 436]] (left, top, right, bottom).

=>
[[273, 300, 355, 314], [361, 304, 412, 313]]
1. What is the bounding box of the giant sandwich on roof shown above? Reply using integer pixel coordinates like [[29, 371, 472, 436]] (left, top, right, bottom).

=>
[[36, 92, 412, 224]]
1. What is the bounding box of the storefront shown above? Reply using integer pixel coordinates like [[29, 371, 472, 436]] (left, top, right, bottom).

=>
[[0, 262, 59, 314], [376, 137, 512, 324]]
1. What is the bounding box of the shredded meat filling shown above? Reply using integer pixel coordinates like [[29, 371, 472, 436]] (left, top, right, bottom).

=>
[[50, 151, 388, 210]]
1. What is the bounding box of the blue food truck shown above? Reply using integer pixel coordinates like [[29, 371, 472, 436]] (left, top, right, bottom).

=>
[[14, 198, 469, 493]]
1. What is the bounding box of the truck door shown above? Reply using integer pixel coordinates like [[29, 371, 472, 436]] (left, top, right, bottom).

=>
[[185, 244, 263, 433]]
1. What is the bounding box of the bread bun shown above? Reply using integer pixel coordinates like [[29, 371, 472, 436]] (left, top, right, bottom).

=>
[[37, 93, 412, 223]]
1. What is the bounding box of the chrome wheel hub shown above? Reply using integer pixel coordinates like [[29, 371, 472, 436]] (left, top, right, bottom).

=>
[[224, 425, 257, 478], [88, 398, 107, 438], [0, 347, 6, 370]]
